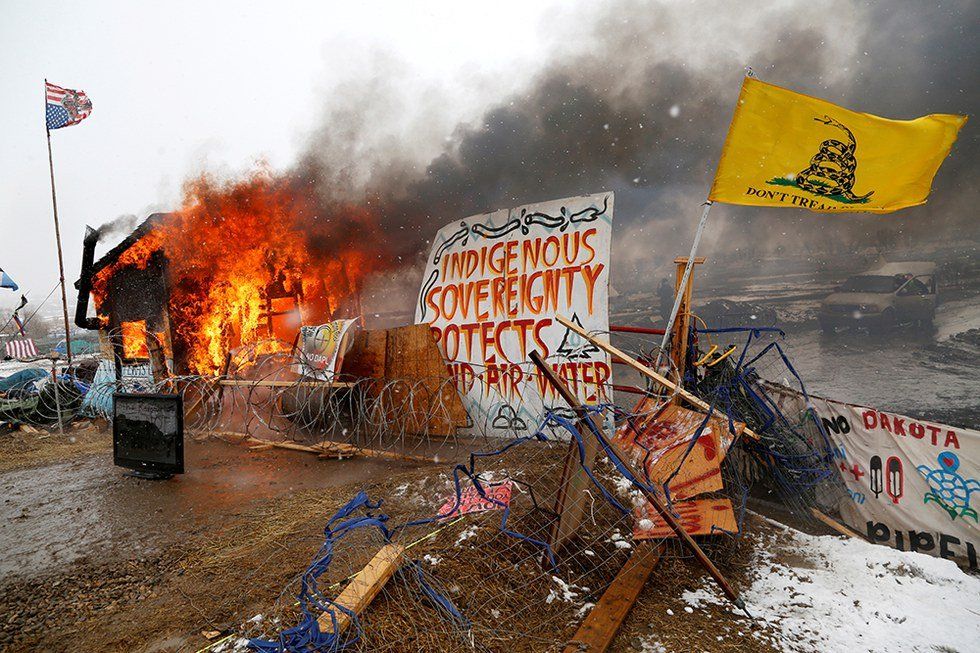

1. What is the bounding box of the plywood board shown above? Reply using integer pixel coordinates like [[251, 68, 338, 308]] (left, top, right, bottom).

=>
[[342, 328, 389, 380], [633, 497, 737, 540], [548, 415, 603, 554], [341, 324, 467, 436], [614, 403, 742, 500]]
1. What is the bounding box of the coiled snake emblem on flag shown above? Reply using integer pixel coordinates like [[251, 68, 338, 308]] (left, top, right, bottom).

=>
[[769, 115, 875, 204]]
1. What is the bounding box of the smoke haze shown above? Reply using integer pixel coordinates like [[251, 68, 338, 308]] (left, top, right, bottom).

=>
[[282, 0, 977, 308], [115, 0, 980, 308]]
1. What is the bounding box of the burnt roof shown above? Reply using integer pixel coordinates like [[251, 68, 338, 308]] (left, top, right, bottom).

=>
[[74, 213, 171, 289]]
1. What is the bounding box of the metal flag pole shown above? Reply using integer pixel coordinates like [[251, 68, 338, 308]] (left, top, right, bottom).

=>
[[653, 68, 753, 369], [44, 79, 74, 369], [657, 200, 713, 363]]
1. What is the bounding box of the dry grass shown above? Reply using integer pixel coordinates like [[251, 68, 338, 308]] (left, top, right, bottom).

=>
[[2, 435, 785, 653], [0, 421, 111, 472]]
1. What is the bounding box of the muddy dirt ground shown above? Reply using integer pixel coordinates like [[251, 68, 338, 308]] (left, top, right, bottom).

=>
[[1, 251, 976, 652], [0, 426, 814, 653]]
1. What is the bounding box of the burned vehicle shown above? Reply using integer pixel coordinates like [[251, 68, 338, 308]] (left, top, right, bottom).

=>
[[819, 261, 938, 331]]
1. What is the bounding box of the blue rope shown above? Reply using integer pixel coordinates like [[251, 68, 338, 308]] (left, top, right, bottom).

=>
[[249, 320, 851, 651]]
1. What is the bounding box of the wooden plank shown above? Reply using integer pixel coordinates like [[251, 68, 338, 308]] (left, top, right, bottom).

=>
[[317, 543, 405, 635], [548, 407, 603, 554], [210, 432, 436, 464], [811, 508, 865, 540], [563, 542, 662, 653], [342, 328, 389, 380], [554, 315, 759, 441]]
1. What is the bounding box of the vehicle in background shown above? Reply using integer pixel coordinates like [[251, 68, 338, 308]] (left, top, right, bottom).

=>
[[819, 261, 938, 332]]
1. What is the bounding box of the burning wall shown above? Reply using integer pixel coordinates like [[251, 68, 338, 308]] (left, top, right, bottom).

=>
[[83, 170, 393, 374]]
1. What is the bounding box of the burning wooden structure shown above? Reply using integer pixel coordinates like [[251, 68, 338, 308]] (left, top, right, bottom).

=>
[[74, 209, 369, 377]]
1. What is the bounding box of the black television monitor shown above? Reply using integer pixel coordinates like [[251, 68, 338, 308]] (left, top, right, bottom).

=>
[[113, 393, 184, 479]]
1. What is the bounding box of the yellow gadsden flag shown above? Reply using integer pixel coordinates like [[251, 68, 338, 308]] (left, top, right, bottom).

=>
[[709, 77, 967, 214]]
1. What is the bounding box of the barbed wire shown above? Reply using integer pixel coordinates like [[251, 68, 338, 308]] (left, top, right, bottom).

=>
[[0, 323, 846, 653]]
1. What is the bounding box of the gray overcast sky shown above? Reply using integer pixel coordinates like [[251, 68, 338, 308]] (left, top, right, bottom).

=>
[[3, 0, 975, 318], [0, 0, 556, 310]]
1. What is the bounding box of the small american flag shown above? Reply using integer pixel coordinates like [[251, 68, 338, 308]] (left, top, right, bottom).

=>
[[46, 81, 92, 130], [4, 338, 38, 360]]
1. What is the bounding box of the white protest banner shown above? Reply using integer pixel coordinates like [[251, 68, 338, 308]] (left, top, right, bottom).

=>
[[767, 382, 978, 570], [296, 319, 358, 380], [415, 193, 613, 435]]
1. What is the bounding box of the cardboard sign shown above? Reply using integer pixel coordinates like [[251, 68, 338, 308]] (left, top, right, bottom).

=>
[[633, 497, 737, 540], [297, 319, 357, 380], [415, 193, 613, 435], [614, 403, 742, 500], [766, 382, 979, 570], [436, 481, 513, 519]]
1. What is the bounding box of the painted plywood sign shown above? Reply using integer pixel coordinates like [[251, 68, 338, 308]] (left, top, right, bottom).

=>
[[415, 193, 613, 435], [436, 481, 514, 519], [767, 382, 979, 570]]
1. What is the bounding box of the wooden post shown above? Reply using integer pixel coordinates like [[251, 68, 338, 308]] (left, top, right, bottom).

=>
[[811, 508, 865, 539], [529, 350, 746, 613], [317, 543, 405, 635], [554, 315, 759, 442], [657, 201, 712, 365], [670, 256, 704, 377]]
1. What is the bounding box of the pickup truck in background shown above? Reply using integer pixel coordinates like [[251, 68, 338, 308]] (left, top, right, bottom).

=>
[[819, 261, 938, 332]]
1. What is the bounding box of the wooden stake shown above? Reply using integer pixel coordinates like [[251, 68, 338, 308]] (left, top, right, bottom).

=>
[[209, 431, 437, 464], [811, 508, 865, 540], [529, 350, 746, 613], [554, 315, 759, 441], [317, 543, 405, 635], [670, 256, 704, 375]]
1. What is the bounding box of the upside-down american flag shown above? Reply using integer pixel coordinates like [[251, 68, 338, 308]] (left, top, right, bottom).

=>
[[45, 81, 92, 130]]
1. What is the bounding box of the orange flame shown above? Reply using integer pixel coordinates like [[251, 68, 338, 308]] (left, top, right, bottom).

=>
[[92, 168, 391, 374], [120, 320, 149, 359]]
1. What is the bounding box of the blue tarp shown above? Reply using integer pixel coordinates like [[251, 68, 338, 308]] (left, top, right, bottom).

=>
[[54, 339, 99, 355], [0, 368, 46, 393]]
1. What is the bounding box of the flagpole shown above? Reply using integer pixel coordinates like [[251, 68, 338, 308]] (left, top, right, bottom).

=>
[[44, 78, 74, 368], [657, 200, 713, 363]]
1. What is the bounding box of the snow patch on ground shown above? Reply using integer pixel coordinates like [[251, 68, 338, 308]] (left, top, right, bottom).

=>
[[545, 575, 589, 605], [454, 526, 479, 546], [606, 528, 632, 550], [683, 525, 980, 652], [640, 641, 666, 653]]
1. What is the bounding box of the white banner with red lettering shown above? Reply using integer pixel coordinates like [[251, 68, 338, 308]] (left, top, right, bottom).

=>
[[415, 193, 613, 436], [767, 382, 979, 570]]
